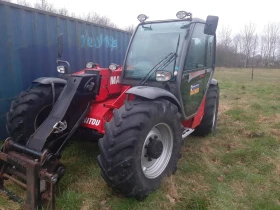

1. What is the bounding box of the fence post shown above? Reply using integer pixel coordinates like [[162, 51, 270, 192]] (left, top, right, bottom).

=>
[[251, 65, 255, 81]]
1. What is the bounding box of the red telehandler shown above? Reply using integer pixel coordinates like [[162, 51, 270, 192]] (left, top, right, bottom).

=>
[[0, 11, 219, 209]]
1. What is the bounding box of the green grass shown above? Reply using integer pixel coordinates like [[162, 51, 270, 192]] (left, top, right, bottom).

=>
[[1, 68, 280, 210]]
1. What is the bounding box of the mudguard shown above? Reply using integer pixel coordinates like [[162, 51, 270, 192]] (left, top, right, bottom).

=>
[[210, 78, 218, 85], [126, 86, 181, 109], [32, 77, 67, 85]]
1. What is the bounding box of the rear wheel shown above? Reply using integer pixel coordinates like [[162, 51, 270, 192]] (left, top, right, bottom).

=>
[[6, 84, 63, 145], [97, 99, 182, 200], [192, 84, 219, 136]]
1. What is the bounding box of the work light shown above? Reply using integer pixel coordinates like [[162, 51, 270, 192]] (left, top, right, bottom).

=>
[[57, 65, 65, 73], [176, 11, 191, 19], [137, 14, 148, 22]]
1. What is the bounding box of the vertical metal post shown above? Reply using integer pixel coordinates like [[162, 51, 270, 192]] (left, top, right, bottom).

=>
[[251, 65, 254, 81], [0, 162, 7, 189], [50, 183, 56, 210], [26, 163, 41, 210], [0, 177, 3, 189]]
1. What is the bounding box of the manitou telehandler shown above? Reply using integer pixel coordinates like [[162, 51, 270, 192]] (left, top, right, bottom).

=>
[[0, 11, 219, 209]]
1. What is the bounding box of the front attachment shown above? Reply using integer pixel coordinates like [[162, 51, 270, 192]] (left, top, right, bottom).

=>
[[0, 138, 63, 210], [0, 73, 101, 209]]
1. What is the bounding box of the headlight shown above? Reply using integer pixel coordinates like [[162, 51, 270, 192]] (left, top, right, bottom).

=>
[[86, 62, 95, 68], [156, 70, 172, 82], [109, 63, 118, 71], [57, 65, 65, 73]]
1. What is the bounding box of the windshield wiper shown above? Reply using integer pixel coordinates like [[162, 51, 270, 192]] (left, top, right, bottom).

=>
[[139, 34, 181, 85], [142, 25, 152, 30], [173, 34, 180, 73]]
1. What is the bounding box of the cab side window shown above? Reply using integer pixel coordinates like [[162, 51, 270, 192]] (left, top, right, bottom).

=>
[[184, 23, 208, 70], [206, 35, 214, 68]]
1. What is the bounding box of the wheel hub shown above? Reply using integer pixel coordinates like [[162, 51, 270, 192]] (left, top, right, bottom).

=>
[[146, 137, 163, 159]]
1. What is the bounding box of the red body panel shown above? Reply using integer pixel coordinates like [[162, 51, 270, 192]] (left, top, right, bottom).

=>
[[82, 85, 130, 133], [74, 66, 123, 101], [75, 64, 205, 134], [182, 96, 206, 129], [75, 66, 130, 133]]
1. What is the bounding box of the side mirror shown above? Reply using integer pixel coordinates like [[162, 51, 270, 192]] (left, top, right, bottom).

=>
[[58, 33, 63, 58], [204, 16, 219, 35]]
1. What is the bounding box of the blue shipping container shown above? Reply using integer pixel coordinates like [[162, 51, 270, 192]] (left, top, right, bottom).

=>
[[0, 1, 131, 139]]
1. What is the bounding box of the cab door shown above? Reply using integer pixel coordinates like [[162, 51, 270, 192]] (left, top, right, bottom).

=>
[[180, 23, 215, 117]]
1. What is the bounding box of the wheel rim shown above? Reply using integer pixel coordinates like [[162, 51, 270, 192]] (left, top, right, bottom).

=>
[[212, 110, 216, 128], [141, 123, 173, 179], [34, 105, 52, 130], [212, 103, 217, 131]]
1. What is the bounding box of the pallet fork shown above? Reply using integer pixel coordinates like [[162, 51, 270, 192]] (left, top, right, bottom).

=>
[[0, 138, 62, 209]]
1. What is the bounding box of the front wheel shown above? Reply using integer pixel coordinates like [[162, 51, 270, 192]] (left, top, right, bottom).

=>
[[6, 84, 63, 145], [97, 99, 182, 200]]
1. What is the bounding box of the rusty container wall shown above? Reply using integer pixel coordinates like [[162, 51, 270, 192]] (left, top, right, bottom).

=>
[[0, 2, 131, 139]]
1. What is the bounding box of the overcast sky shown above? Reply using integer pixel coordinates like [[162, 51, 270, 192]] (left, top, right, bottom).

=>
[[16, 0, 280, 33]]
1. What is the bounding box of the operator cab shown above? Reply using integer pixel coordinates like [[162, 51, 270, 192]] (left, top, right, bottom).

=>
[[122, 11, 219, 119]]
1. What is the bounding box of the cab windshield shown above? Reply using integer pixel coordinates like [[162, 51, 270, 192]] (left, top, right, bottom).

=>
[[124, 21, 190, 80]]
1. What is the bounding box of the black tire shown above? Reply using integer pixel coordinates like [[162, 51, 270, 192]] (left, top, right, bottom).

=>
[[192, 84, 219, 136], [6, 84, 63, 145], [97, 99, 182, 200]]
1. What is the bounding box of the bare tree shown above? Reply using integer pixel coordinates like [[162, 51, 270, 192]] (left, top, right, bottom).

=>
[[260, 36, 265, 60], [82, 11, 118, 28], [57, 7, 69, 16], [124, 25, 135, 33], [277, 38, 280, 64], [214, 23, 280, 68], [262, 22, 280, 67], [70, 12, 77, 18], [240, 22, 257, 68], [252, 34, 259, 61], [34, 0, 56, 13], [17, 0, 31, 7], [218, 25, 232, 48], [232, 34, 241, 54], [216, 26, 234, 67], [232, 34, 243, 67]]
